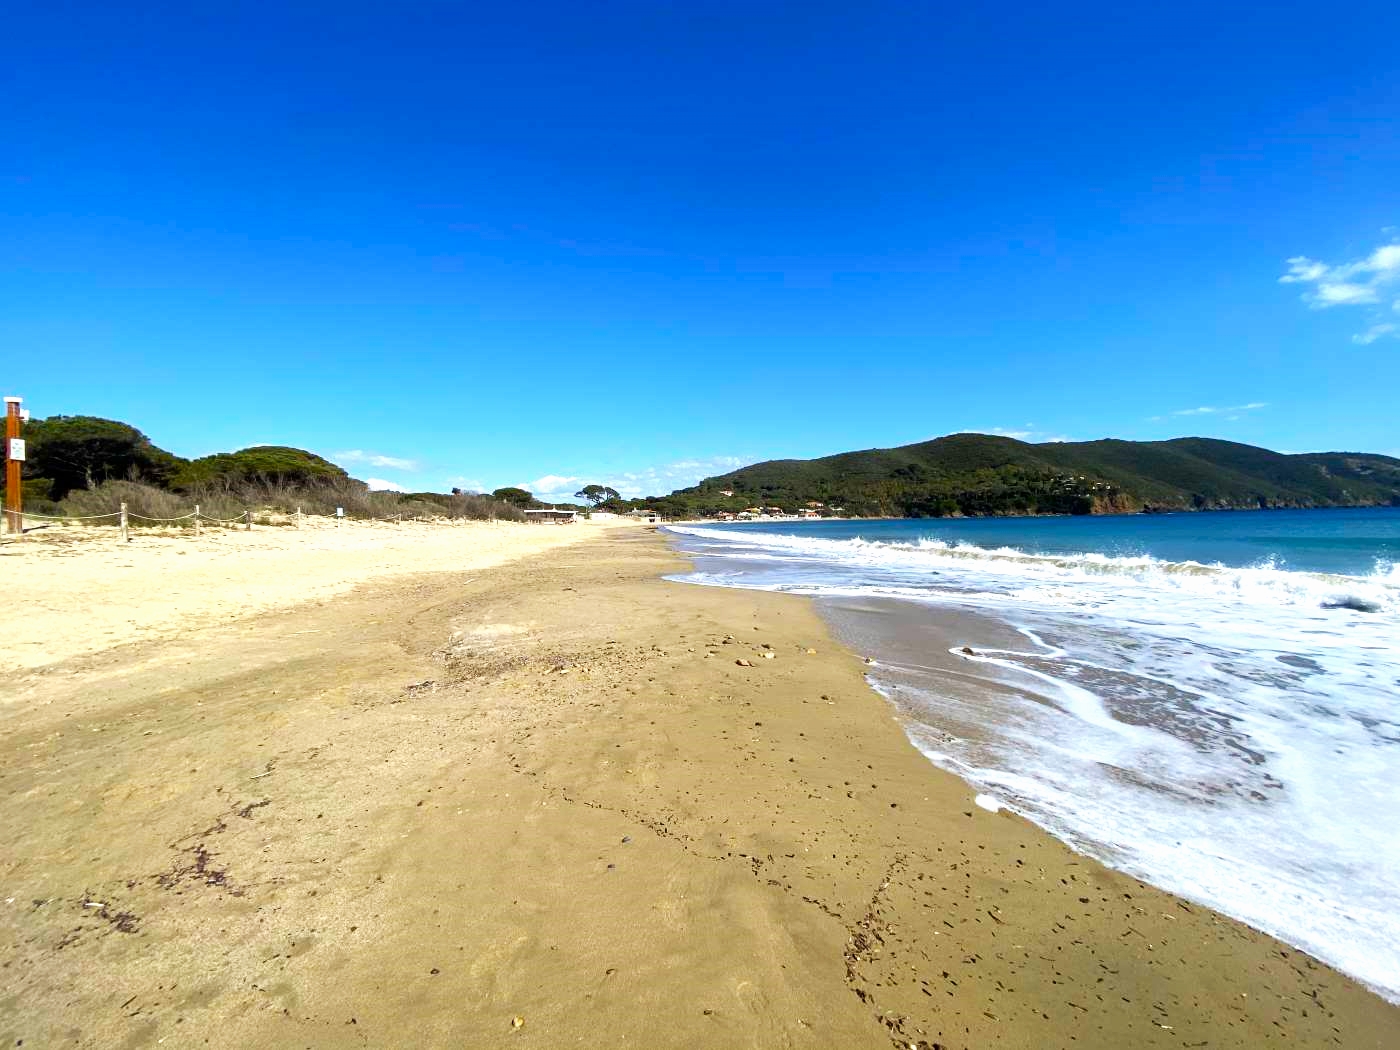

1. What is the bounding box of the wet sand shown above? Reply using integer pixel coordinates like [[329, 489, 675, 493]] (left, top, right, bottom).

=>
[[1, 528, 1395, 1048]]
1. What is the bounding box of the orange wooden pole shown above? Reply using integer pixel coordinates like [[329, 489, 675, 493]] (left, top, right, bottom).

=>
[[4, 397, 21, 535]]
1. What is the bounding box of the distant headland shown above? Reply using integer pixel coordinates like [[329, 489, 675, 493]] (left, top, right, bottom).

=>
[[652, 433, 1400, 519]]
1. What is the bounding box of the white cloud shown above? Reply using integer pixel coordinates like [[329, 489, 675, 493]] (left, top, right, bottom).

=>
[[1279, 258, 1328, 283], [366, 478, 409, 492], [333, 449, 420, 471], [516, 456, 749, 501], [531, 474, 582, 492], [1311, 281, 1378, 307], [1373, 244, 1400, 271], [1280, 236, 1400, 342], [512, 474, 583, 500], [1149, 402, 1268, 421], [1353, 323, 1399, 345], [974, 426, 1071, 443]]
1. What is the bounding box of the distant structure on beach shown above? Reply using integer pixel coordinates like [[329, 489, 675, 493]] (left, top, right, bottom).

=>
[[523, 508, 579, 524]]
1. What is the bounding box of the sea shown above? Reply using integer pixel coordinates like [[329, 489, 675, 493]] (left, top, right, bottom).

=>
[[664, 507, 1400, 1003]]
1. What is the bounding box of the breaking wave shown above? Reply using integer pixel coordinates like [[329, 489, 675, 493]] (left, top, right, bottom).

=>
[[664, 520, 1400, 1002], [665, 525, 1400, 615]]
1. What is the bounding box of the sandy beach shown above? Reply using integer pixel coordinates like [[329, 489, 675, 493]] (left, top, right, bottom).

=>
[[1, 523, 1395, 1048], [0, 518, 603, 675]]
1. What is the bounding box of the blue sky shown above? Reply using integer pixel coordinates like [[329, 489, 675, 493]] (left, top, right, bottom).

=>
[[4, 2, 1399, 500]]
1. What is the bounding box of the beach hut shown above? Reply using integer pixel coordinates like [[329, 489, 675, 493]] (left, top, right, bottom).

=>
[[523, 508, 579, 524]]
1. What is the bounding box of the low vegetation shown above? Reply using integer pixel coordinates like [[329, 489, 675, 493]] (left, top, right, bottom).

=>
[[11, 416, 525, 523]]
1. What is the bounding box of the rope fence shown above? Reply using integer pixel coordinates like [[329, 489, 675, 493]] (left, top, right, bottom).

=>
[[6, 502, 266, 543], [4, 502, 444, 544], [20, 510, 123, 521]]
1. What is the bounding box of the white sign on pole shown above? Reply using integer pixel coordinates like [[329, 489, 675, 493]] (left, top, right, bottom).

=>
[[8, 438, 24, 461], [336, 507, 344, 517]]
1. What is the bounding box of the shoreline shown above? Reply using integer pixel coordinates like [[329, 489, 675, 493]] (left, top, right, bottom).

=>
[[666, 519, 1400, 1008], [678, 502, 1400, 525], [815, 592, 1400, 1008], [1, 527, 1395, 1047]]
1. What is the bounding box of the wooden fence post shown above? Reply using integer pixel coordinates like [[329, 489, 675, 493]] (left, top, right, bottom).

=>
[[4, 396, 22, 537], [296, 506, 302, 528], [245, 509, 252, 531], [120, 502, 129, 543], [194, 504, 201, 536]]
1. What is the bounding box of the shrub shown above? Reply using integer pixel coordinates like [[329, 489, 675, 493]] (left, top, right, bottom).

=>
[[41, 476, 527, 527], [172, 446, 349, 490], [59, 480, 188, 523], [24, 416, 185, 499]]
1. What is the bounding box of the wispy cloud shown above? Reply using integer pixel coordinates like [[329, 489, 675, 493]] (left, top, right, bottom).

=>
[[1147, 402, 1268, 422], [366, 477, 409, 493], [612, 457, 747, 498], [1353, 322, 1399, 346], [1173, 402, 1267, 416], [1280, 236, 1400, 343], [974, 426, 1071, 443], [514, 474, 583, 498], [333, 449, 420, 472], [518, 456, 749, 501]]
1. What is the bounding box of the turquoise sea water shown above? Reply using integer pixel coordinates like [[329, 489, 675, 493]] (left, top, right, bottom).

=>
[[666, 507, 1400, 1002], [695, 506, 1400, 576]]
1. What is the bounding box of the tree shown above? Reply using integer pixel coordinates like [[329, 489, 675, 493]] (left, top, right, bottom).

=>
[[172, 446, 350, 490], [574, 484, 621, 506], [492, 486, 535, 507], [25, 416, 186, 500]]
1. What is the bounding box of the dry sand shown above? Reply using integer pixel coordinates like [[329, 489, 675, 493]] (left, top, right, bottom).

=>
[[0, 526, 1395, 1048], [0, 517, 604, 676]]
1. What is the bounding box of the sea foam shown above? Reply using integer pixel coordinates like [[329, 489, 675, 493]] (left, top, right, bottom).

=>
[[665, 523, 1400, 1002], [666, 525, 1400, 615]]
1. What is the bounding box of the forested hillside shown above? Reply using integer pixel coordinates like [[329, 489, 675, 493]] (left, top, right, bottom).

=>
[[648, 434, 1400, 518]]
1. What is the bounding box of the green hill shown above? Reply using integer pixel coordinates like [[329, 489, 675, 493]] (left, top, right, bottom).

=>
[[657, 434, 1400, 518], [172, 446, 352, 489], [10, 415, 523, 523]]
